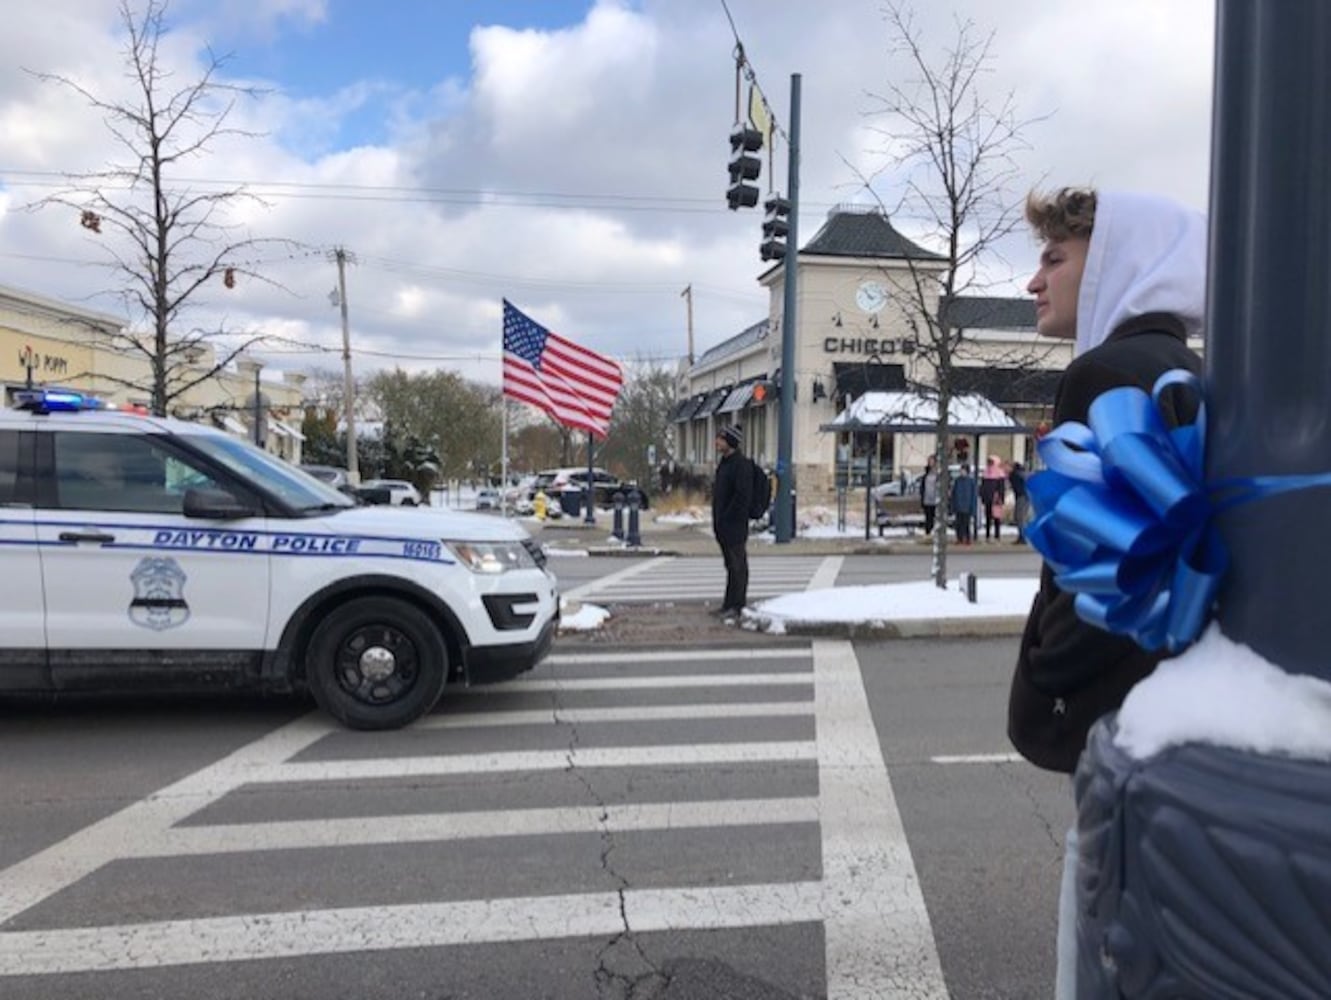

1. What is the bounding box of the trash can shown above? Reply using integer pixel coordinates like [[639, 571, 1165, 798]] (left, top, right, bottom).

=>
[[558, 487, 582, 518]]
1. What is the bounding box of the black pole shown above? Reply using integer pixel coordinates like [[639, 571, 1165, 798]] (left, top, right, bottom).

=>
[[773, 73, 801, 543], [253, 367, 262, 447], [1208, 0, 1331, 682], [583, 430, 595, 525]]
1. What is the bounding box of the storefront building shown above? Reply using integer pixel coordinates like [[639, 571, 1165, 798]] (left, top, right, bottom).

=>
[[673, 205, 1081, 500], [1, 283, 307, 463]]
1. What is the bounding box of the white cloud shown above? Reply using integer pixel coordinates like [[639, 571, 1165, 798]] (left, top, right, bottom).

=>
[[0, 0, 1217, 390]]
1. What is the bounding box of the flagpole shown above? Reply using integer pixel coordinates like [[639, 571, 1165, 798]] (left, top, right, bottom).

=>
[[501, 398, 510, 517], [584, 430, 595, 525]]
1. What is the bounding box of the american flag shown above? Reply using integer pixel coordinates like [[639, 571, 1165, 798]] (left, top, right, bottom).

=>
[[502, 300, 623, 438]]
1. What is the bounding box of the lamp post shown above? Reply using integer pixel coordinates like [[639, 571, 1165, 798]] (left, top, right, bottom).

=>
[[252, 361, 264, 449]]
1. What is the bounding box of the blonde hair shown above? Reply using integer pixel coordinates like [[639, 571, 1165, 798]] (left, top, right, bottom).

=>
[[1025, 187, 1097, 242]]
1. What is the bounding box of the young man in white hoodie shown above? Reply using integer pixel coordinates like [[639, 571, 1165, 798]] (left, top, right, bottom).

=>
[[1006, 187, 1205, 998]]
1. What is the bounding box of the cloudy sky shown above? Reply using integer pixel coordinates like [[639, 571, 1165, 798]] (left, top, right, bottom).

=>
[[0, 0, 1215, 388]]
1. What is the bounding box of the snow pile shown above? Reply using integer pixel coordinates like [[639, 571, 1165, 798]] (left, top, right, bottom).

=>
[[542, 546, 589, 558], [749, 577, 1038, 633], [654, 510, 707, 525], [558, 600, 609, 632], [1116, 624, 1331, 761]]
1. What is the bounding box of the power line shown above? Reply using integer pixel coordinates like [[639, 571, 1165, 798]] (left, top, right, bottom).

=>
[[0, 166, 872, 217]]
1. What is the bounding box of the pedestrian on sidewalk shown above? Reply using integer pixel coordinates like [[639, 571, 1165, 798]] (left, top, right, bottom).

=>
[[1008, 460, 1029, 544], [711, 424, 753, 620], [1006, 187, 1205, 1000], [919, 454, 939, 535], [951, 463, 976, 545], [979, 455, 1007, 541]]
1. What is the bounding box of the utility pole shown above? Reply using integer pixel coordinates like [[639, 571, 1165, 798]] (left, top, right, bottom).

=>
[[332, 248, 359, 484], [681, 284, 695, 365], [252, 361, 263, 448], [773, 73, 801, 544]]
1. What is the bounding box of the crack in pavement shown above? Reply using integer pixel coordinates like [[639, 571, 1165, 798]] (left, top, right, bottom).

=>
[[552, 671, 667, 1000]]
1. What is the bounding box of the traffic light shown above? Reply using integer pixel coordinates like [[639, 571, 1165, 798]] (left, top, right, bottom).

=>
[[750, 379, 774, 404], [760, 193, 790, 260], [727, 124, 763, 210]]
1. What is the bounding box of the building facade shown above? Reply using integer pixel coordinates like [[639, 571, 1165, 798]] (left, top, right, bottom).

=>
[[671, 206, 1075, 500], [0, 283, 307, 463]]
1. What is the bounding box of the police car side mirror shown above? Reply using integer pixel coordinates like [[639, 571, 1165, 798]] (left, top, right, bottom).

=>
[[183, 487, 258, 520]]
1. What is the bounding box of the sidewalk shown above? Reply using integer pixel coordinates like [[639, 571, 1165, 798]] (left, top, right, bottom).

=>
[[535, 510, 1039, 644], [530, 511, 1034, 558]]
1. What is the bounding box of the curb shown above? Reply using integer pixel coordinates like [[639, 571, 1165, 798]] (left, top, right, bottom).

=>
[[758, 614, 1026, 639]]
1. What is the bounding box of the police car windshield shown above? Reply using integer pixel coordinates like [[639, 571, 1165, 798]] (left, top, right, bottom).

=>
[[183, 434, 354, 512]]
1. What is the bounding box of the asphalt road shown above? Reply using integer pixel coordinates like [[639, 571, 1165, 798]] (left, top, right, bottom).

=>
[[0, 636, 1066, 999]]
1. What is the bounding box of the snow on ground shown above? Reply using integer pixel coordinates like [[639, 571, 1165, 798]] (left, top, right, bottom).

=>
[[654, 511, 707, 525], [749, 577, 1039, 634], [542, 547, 589, 558], [558, 600, 609, 632]]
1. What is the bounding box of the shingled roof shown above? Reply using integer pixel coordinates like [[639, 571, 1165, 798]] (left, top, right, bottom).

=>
[[942, 295, 1037, 330], [801, 207, 944, 261]]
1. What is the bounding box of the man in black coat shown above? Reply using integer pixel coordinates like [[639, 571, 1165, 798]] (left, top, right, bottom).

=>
[[711, 425, 753, 619]]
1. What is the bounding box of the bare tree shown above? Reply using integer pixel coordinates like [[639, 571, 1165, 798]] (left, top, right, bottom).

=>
[[857, 2, 1047, 586], [601, 360, 677, 489], [29, 0, 295, 415]]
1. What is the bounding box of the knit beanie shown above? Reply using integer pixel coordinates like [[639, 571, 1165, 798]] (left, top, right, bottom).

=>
[[717, 425, 742, 449]]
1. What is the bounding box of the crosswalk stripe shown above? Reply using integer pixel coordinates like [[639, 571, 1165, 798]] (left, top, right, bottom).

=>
[[561, 555, 673, 600], [423, 701, 814, 728], [263, 741, 817, 783], [807, 555, 844, 590], [0, 882, 828, 976], [547, 648, 810, 664], [0, 713, 333, 927], [469, 673, 812, 691], [565, 556, 829, 603], [813, 639, 948, 997], [145, 797, 821, 857]]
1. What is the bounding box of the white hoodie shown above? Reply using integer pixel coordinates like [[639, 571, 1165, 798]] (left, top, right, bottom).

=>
[[1074, 190, 1208, 357]]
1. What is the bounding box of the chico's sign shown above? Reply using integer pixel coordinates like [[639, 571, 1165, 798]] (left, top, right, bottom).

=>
[[822, 336, 916, 355]]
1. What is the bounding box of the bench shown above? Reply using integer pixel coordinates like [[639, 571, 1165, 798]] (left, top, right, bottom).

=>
[[874, 496, 927, 535]]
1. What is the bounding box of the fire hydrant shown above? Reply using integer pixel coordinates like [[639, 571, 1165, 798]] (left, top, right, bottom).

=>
[[532, 489, 548, 521]]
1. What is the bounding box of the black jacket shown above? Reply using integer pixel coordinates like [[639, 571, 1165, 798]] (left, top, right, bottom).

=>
[[712, 450, 752, 546], [1008, 315, 1201, 773]]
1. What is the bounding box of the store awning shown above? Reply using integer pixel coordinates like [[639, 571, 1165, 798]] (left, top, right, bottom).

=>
[[270, 418, 306, 442], [820, 390, 1025, 435], [693, 386, 732, 420], [217, 415, 248, 436], [717, 381, 757, 413], [673, 394, 707, 422]]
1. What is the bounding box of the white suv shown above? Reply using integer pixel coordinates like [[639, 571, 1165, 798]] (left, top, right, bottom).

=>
[[0, 391, 559, 730], [362, 478, 422, 506]]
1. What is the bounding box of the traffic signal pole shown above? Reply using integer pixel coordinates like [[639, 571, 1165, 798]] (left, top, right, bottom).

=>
[[773, 73, 801, 543]]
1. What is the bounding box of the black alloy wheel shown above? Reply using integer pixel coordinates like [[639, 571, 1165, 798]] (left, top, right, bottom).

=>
[[305, 596, 449, 729]]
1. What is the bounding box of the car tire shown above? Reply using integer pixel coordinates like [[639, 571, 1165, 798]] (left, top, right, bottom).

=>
[[304, 596, 449, 730], [402, 499, 416, 507]]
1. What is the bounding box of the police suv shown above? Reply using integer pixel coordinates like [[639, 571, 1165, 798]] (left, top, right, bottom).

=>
[[0, 391, 559, 729]]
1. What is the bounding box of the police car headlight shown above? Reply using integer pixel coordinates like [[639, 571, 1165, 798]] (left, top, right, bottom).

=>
[[445, 541, 536, 574]]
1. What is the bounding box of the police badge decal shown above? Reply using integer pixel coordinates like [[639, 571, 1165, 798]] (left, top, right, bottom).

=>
[[129, 557, 191, 630]]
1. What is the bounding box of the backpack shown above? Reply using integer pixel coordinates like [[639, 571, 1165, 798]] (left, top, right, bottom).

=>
[[748, 459, 772, 519]]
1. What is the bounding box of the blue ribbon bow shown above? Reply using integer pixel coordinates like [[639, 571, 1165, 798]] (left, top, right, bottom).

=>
[[1027, 370, 1226, 653]]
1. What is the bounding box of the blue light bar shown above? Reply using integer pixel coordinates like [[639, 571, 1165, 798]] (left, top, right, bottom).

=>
[[13, 390, 106, 413]]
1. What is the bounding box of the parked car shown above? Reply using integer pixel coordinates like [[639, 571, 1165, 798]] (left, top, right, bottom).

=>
[[530, 467, 650, 509], [475, 488, 500, 510], [300, 464, 351, 490], [0, 388, 559, 730], [362, 478, 422, 506]]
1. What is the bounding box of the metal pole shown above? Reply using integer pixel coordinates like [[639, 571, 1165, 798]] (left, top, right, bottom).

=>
[[583, 430, 595, 525], [335, 248, 359, 485], [1209, 0, 1331, 682], [773, 72, 801, 543], [253, 365, 262, 447]]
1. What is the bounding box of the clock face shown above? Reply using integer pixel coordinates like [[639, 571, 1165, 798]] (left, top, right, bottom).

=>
[[856, 280, 888, 314]]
